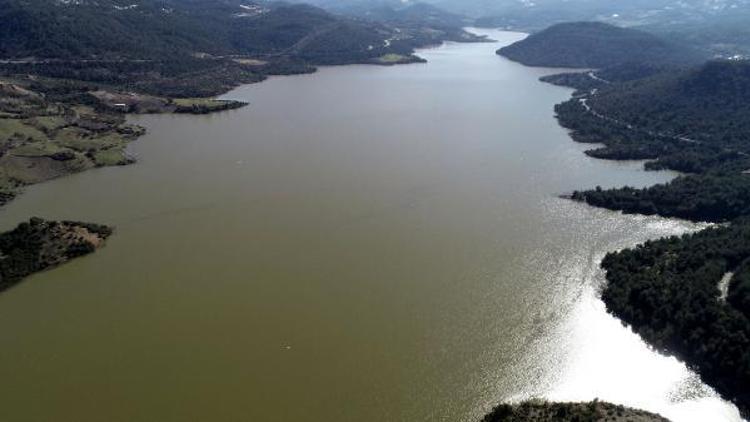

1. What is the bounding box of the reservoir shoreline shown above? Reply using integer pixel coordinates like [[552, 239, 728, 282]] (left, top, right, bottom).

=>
[[0, 29, 741, 422]]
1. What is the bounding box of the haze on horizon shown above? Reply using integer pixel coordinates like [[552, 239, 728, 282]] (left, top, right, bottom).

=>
[[297, 0, 750, 29]]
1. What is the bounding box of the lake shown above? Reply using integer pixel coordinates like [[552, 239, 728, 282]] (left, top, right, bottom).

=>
[[0, 29, 741, 422]]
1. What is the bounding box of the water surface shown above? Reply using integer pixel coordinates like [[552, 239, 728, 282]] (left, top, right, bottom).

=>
[[0, 30, 741, 421]]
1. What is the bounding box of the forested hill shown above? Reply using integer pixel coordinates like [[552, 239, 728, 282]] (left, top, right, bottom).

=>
[[589, 60, 750, 151], [354, 2, 466, 28], [549, 57, 750, 415], [0, 0, 465, 98], [295, 1, 486, 44], [497, 22, 703, 68], [350, 3, 487, 43], [560, 60, 750, 221], [0, 0, 397, 62]]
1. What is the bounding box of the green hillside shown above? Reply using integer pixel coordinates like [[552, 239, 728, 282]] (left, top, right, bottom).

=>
[[497, 22, 703, 68]]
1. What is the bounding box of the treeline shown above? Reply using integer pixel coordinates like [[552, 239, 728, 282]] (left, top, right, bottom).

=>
[[542, 63, 679, 92], [553, 61, 750, 153], [0, 0, 464, 99], [556, 61, 750, 224], [540, 72, 602, 92], [0, 0, 454, 70], [0, 59, 265, 98], [555, 97, 743, 173], [572, 173, 750, 222], [555, 99, 673, 160], [588, 61, 750, 148], [601, 221, 750, 416], [0, 1, 390, 62]]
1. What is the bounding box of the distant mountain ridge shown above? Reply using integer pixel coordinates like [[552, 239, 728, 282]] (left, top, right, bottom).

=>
[[358, 2, 467, 28], [0, 0, 400, 61], [289, 1, 485, 45], [0, 0, 447, 97], [450, 0, 750, 26], [497, 22, 704, 68]]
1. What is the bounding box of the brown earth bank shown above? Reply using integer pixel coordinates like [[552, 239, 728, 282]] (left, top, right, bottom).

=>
[[0, 217, 112, 292], [482, 400, 670, 422]]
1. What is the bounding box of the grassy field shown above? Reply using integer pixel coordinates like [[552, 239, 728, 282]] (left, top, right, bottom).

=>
[[172, 98, 228, 107], [372, 54, 425, 66], [0, 78, 241, 207], [0, 83, 144, 203], [377, 54, 410, 63], [0, 119, 46, 141]]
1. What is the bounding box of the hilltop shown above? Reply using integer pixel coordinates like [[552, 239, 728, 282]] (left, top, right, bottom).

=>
[[497, 22, 702, 68]]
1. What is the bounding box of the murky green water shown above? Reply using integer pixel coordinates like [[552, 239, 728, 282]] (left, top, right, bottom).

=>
[[0, 30, 741, 422]]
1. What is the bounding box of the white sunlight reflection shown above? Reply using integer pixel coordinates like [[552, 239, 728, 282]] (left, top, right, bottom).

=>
[[548, 283, 743, 422]]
